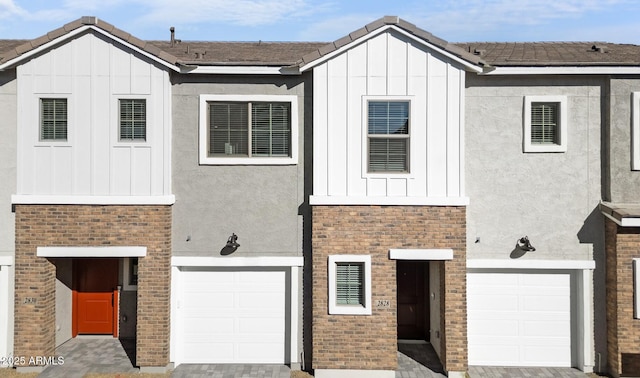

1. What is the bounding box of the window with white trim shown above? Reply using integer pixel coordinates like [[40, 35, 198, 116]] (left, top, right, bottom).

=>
[[328, 255, 371, 315], [40, 98, 67, 141], [367, 100, 410, 172], [199, 95, 298, 165], [632, 92, 640, 170], [119, 99, 146, 141], [523, 96, 567, 152]]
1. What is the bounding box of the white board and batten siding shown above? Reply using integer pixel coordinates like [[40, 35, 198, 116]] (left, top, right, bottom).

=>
[[311, 30, 467, 205], [16, 32, 171, 202]]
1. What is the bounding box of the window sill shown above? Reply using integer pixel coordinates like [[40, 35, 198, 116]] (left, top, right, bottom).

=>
[[523, 143, 567, 153], [199, 156, 297, 165]]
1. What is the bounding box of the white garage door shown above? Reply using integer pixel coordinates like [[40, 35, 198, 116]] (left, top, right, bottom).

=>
[[467, 272, 571, 367], [177, 268, 286, 364]]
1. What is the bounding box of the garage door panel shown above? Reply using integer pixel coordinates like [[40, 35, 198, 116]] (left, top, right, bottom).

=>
[[468, 272, 572, 367], [177, 269, 287, 364], [469, 319, 519, 336]]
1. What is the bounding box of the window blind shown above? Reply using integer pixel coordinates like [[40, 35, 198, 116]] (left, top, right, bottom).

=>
[[251, 102, 291, 157], [209, 101, 291, 157], [368, 101, 409, 172], [336, 262, 364, 305], [210, 102, 249, 156], [531, 102, 558, 144], [120, 99, 146, 141], [41, 98, 67, 140]]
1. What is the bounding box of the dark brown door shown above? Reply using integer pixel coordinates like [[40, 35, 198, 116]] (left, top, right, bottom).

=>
[[397, 260, 429, 340], [73, 258, 119, 336]]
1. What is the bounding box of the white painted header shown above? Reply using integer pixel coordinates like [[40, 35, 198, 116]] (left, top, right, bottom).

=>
[[467, 259, 595, 270], [0, 256, 13, 266], [311, 29, 466, 205], [171, 256, 304, 267], [37, 246, 147, 257], [389, 249, 453, 260]]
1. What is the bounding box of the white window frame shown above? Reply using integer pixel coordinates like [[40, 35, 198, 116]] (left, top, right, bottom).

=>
[[361, 96, 414, 178], [199, 94, 298, 165], [632, 92, 640, 170], [634, 258, 640, 319], [118, 98, 147, 142], [523, 95, 568, 153], [328, 255, 372, 315], [113, 95, 151, 146], [38, 95, 70, 144]]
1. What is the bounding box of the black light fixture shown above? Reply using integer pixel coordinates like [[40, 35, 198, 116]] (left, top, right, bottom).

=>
[[220, 233, 240, 255], [226, 233, 240, 249], [516, 236, 535, 252]]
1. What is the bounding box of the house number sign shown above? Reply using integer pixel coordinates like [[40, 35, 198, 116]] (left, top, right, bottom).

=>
[[376, 300, 390, 307]]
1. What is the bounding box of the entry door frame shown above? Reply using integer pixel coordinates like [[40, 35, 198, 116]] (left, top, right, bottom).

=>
[[72, 258, 119, 337]]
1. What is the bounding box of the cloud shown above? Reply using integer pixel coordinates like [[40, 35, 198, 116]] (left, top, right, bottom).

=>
[[0, 0, 25, 19]]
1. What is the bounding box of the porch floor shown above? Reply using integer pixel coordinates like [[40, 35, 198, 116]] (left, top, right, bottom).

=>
[[396, 341, 591, 378]]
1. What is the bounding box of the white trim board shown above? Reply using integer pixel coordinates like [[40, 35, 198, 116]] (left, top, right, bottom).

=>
[[602, 211, 640, 227], [12, 195, 176, 205], [467, 259, 595, 270], [390, 249, 453, 260], [37, 246, 147, 257], [0, 256, 13, 265], [482, 66, 640, 75], [309, 195, 469, 206], [171, 256, 304, 267]]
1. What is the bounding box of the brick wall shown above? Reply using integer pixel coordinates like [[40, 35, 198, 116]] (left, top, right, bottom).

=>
[[14, 204, 172, 368], [312, 205, 467, 372], [605, 218, 640, 377]]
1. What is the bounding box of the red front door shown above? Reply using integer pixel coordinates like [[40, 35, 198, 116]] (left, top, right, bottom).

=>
[[73, 258, 119, 336]]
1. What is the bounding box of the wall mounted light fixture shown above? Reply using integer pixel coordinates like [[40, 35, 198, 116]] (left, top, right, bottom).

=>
[[516, 236, 535, 252], [220, 233, 240, 255]]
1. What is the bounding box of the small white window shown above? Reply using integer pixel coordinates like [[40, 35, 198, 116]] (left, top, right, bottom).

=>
[[119, 99, 146, 141], [634, 259, 640, 319], [40, 98, 68, 141], [523, 96, 567, 153], [199, 95, 298, 165], [632, 92, 640, 170], [328, 255, 371, 315]]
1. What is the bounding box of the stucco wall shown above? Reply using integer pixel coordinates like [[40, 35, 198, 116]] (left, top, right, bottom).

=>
[[465, 75, 603, 261], [607, 78, 640, 203], [170, 74, 311, 257]]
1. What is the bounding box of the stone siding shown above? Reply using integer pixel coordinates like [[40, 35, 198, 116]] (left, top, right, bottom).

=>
[[312, 205, 467, 373], [14, 204, 171, 368], [605, 218, 640, 377]]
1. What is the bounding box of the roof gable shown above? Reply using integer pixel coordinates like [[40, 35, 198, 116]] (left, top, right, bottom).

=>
[[0, 16, 180, 71], [297, 15, 487, 73]]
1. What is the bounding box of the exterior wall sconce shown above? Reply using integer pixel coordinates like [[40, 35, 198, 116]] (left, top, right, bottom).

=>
[[516, 236, 535, 252], [221, 233, 240, 255]]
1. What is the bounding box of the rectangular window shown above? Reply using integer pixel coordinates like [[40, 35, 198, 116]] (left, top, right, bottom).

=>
[[208, 102, 291, 157], [524, 96, 567, 153], [119, 99, 146, 141], [336, 262, 364, 305], [329, 255, 371, 315], [368, 101, 409, 172], [530, 102, 559, 144], [40, 98, 67, 141]]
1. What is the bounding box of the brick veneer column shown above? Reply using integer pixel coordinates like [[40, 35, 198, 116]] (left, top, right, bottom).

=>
[[14, 205, 172, 369], [312, 205, 467, 373], [605, 218, 640, 377]]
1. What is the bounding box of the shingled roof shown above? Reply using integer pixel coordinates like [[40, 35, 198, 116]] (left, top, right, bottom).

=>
[[0, 16, 639, 70], [454, 42, 640, 66]]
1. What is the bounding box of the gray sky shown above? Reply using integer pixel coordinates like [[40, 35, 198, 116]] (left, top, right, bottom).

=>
[[1, 0, 639, 44]]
